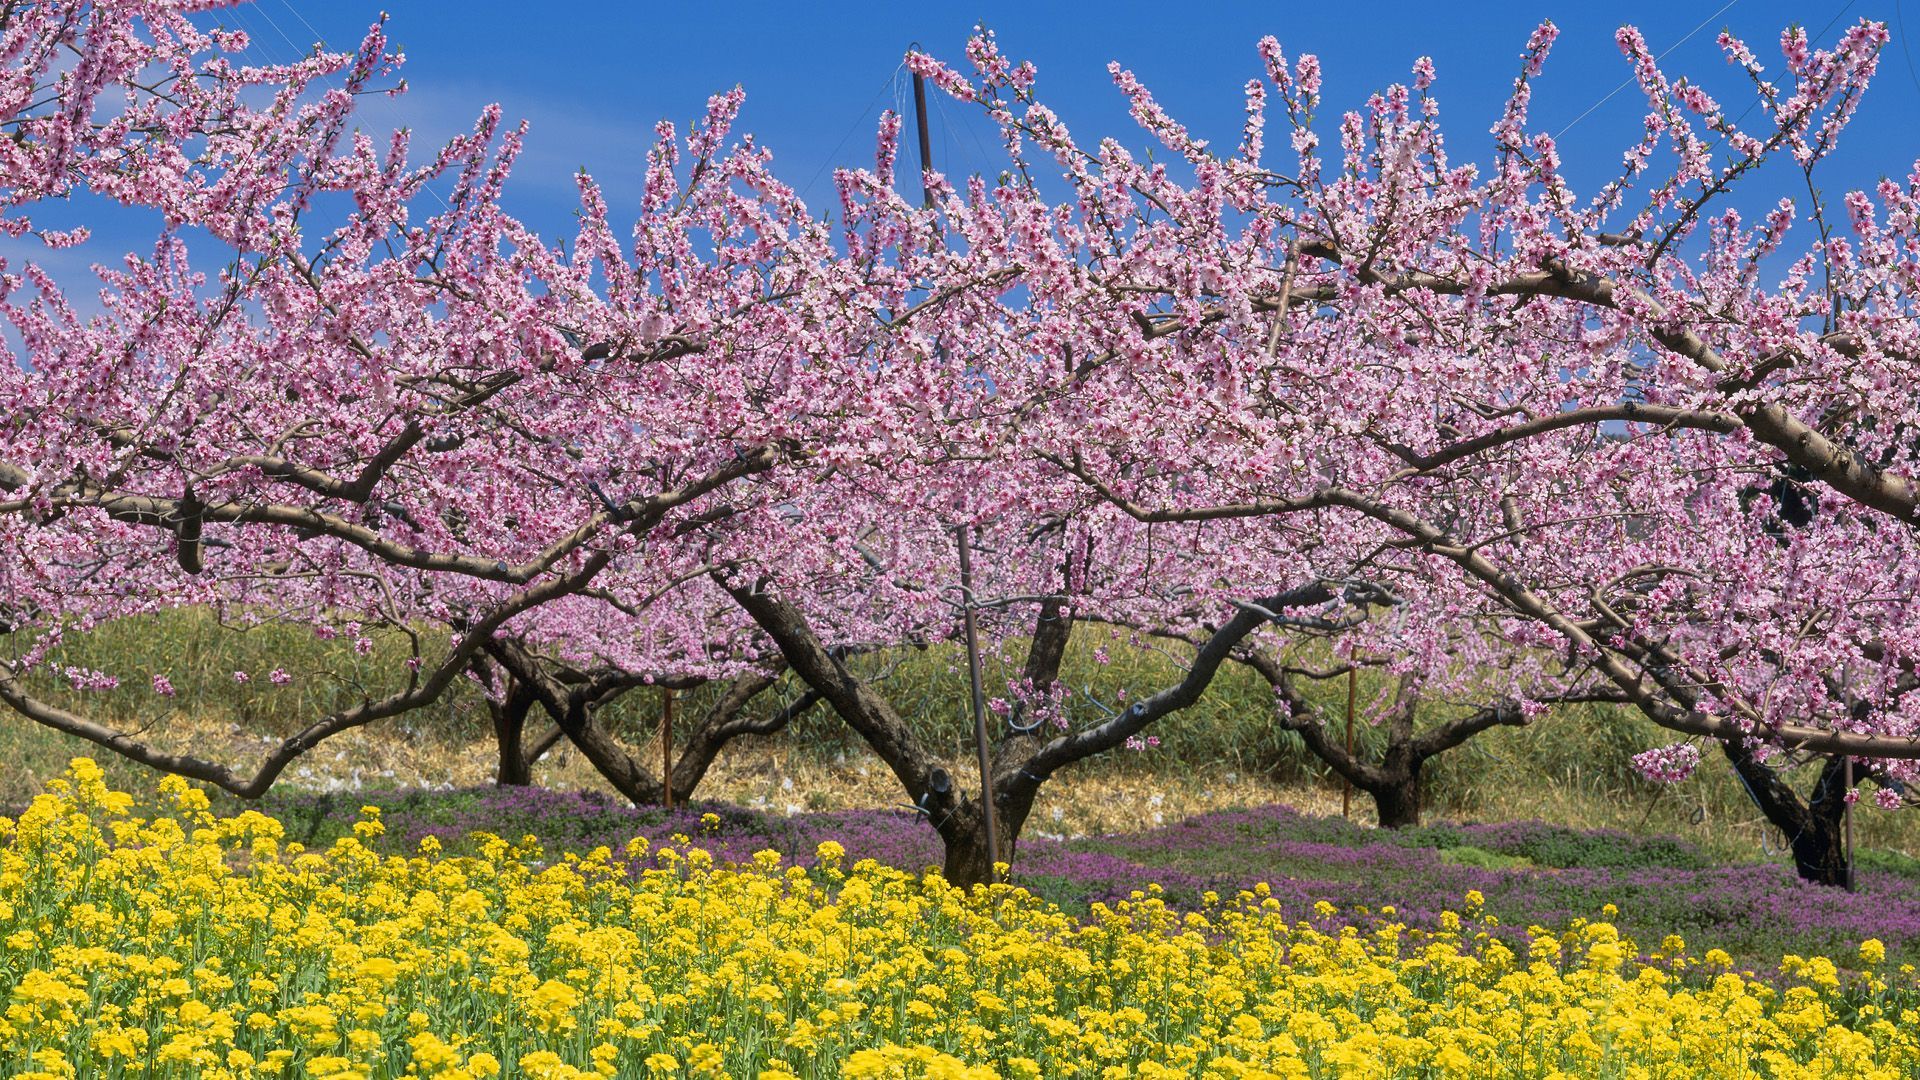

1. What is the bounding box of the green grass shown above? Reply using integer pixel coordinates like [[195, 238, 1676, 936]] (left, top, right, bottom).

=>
[[1435, 846, 1537, 870]]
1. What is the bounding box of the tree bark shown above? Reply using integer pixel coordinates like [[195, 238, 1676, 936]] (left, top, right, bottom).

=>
[[488, 680, 539, 786], [1252, 658, 1433, 828], [1284, 722, 1425, 828], [727, 576, 1033, 889], [937, 800, 1018, 887], [521, 723, 566, 773], [1723, 740, 1853, 887], [554, 694, 667, 804], [1370, 760, 1423, 828], [1238, 645, 1624, 831], [471, 657, 546, 787], [725, 579, 964, 823], [966, 592, 1078, 878]]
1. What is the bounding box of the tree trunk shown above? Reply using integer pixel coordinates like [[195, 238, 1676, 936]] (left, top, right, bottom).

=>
[[1723, 740, 1853, 887], [941, 820, 994, 889], [728, 576, 1339, 888], [1792, 755, 1853, 888], [489, 682, 538, 787], [937, 798, 1025, 889], [669, 671, 809, 797], [952, 595, 1071, 884], [725, 580, 974, 870], [554, 694, 666, 805], [522, 724, 566, 774], [1369, 761, 1423, 829], [1790, 801, 1851, 888]]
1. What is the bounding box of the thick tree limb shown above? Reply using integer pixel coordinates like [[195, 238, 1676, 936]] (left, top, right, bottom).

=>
[[0, 525, 624, 797], [1007, 581, 1336, 790], [1068, 473, 1920, 758], [0, 441, 788, 585], [723, 577, 955, 811]]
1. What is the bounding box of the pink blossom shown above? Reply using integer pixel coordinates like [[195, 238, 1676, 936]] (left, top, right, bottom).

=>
[[1631, 743, 1701, 784], [1411, 56, 1437, 92]]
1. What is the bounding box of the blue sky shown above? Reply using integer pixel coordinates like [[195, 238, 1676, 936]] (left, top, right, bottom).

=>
[[8, 2, 1918, 285], [204, 1, 1918, 233]]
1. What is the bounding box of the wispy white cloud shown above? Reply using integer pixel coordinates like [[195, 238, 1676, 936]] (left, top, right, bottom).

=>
[[360, 82, 660, 221]]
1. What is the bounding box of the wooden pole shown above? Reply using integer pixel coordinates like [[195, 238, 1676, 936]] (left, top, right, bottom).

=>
[[1845, 754, 1856, 892], [1343, 666, 1356, 819], [661, 686, 675, 810], [910, 58, 995, 877], [957, 525, 1001, 882], [912, 54, 994, 877], [909, 47, 935, 209]]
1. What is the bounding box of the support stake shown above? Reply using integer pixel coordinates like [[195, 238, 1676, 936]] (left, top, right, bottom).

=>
[[957, 525, 1001, 882], [1845, 754, 1856, 892], [661, 687, 675, 811], [909, 45, 936, 209], [1343, 667, 1356, 820], [911, 56, 994, 878]]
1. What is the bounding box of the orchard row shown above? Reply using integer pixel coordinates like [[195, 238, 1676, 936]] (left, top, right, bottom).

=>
[[1, 5, 1916, 882]]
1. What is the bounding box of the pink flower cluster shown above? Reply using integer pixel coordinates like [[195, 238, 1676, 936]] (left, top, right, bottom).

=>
[[62, 666, 117, 692], [1631, 743, 1702, 784]]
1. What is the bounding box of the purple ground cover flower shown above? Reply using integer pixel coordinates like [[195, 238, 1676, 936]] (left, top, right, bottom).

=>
[[263, 786, 1920, 965]]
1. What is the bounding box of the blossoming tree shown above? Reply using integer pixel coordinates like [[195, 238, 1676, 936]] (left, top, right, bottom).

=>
[[896, 19, 1920, 882], [0, 2, 931, 799], [696, 91, 1664, 880]]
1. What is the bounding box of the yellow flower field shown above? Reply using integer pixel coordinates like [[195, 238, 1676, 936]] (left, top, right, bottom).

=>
[[0, 760, 1915, 1078]]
